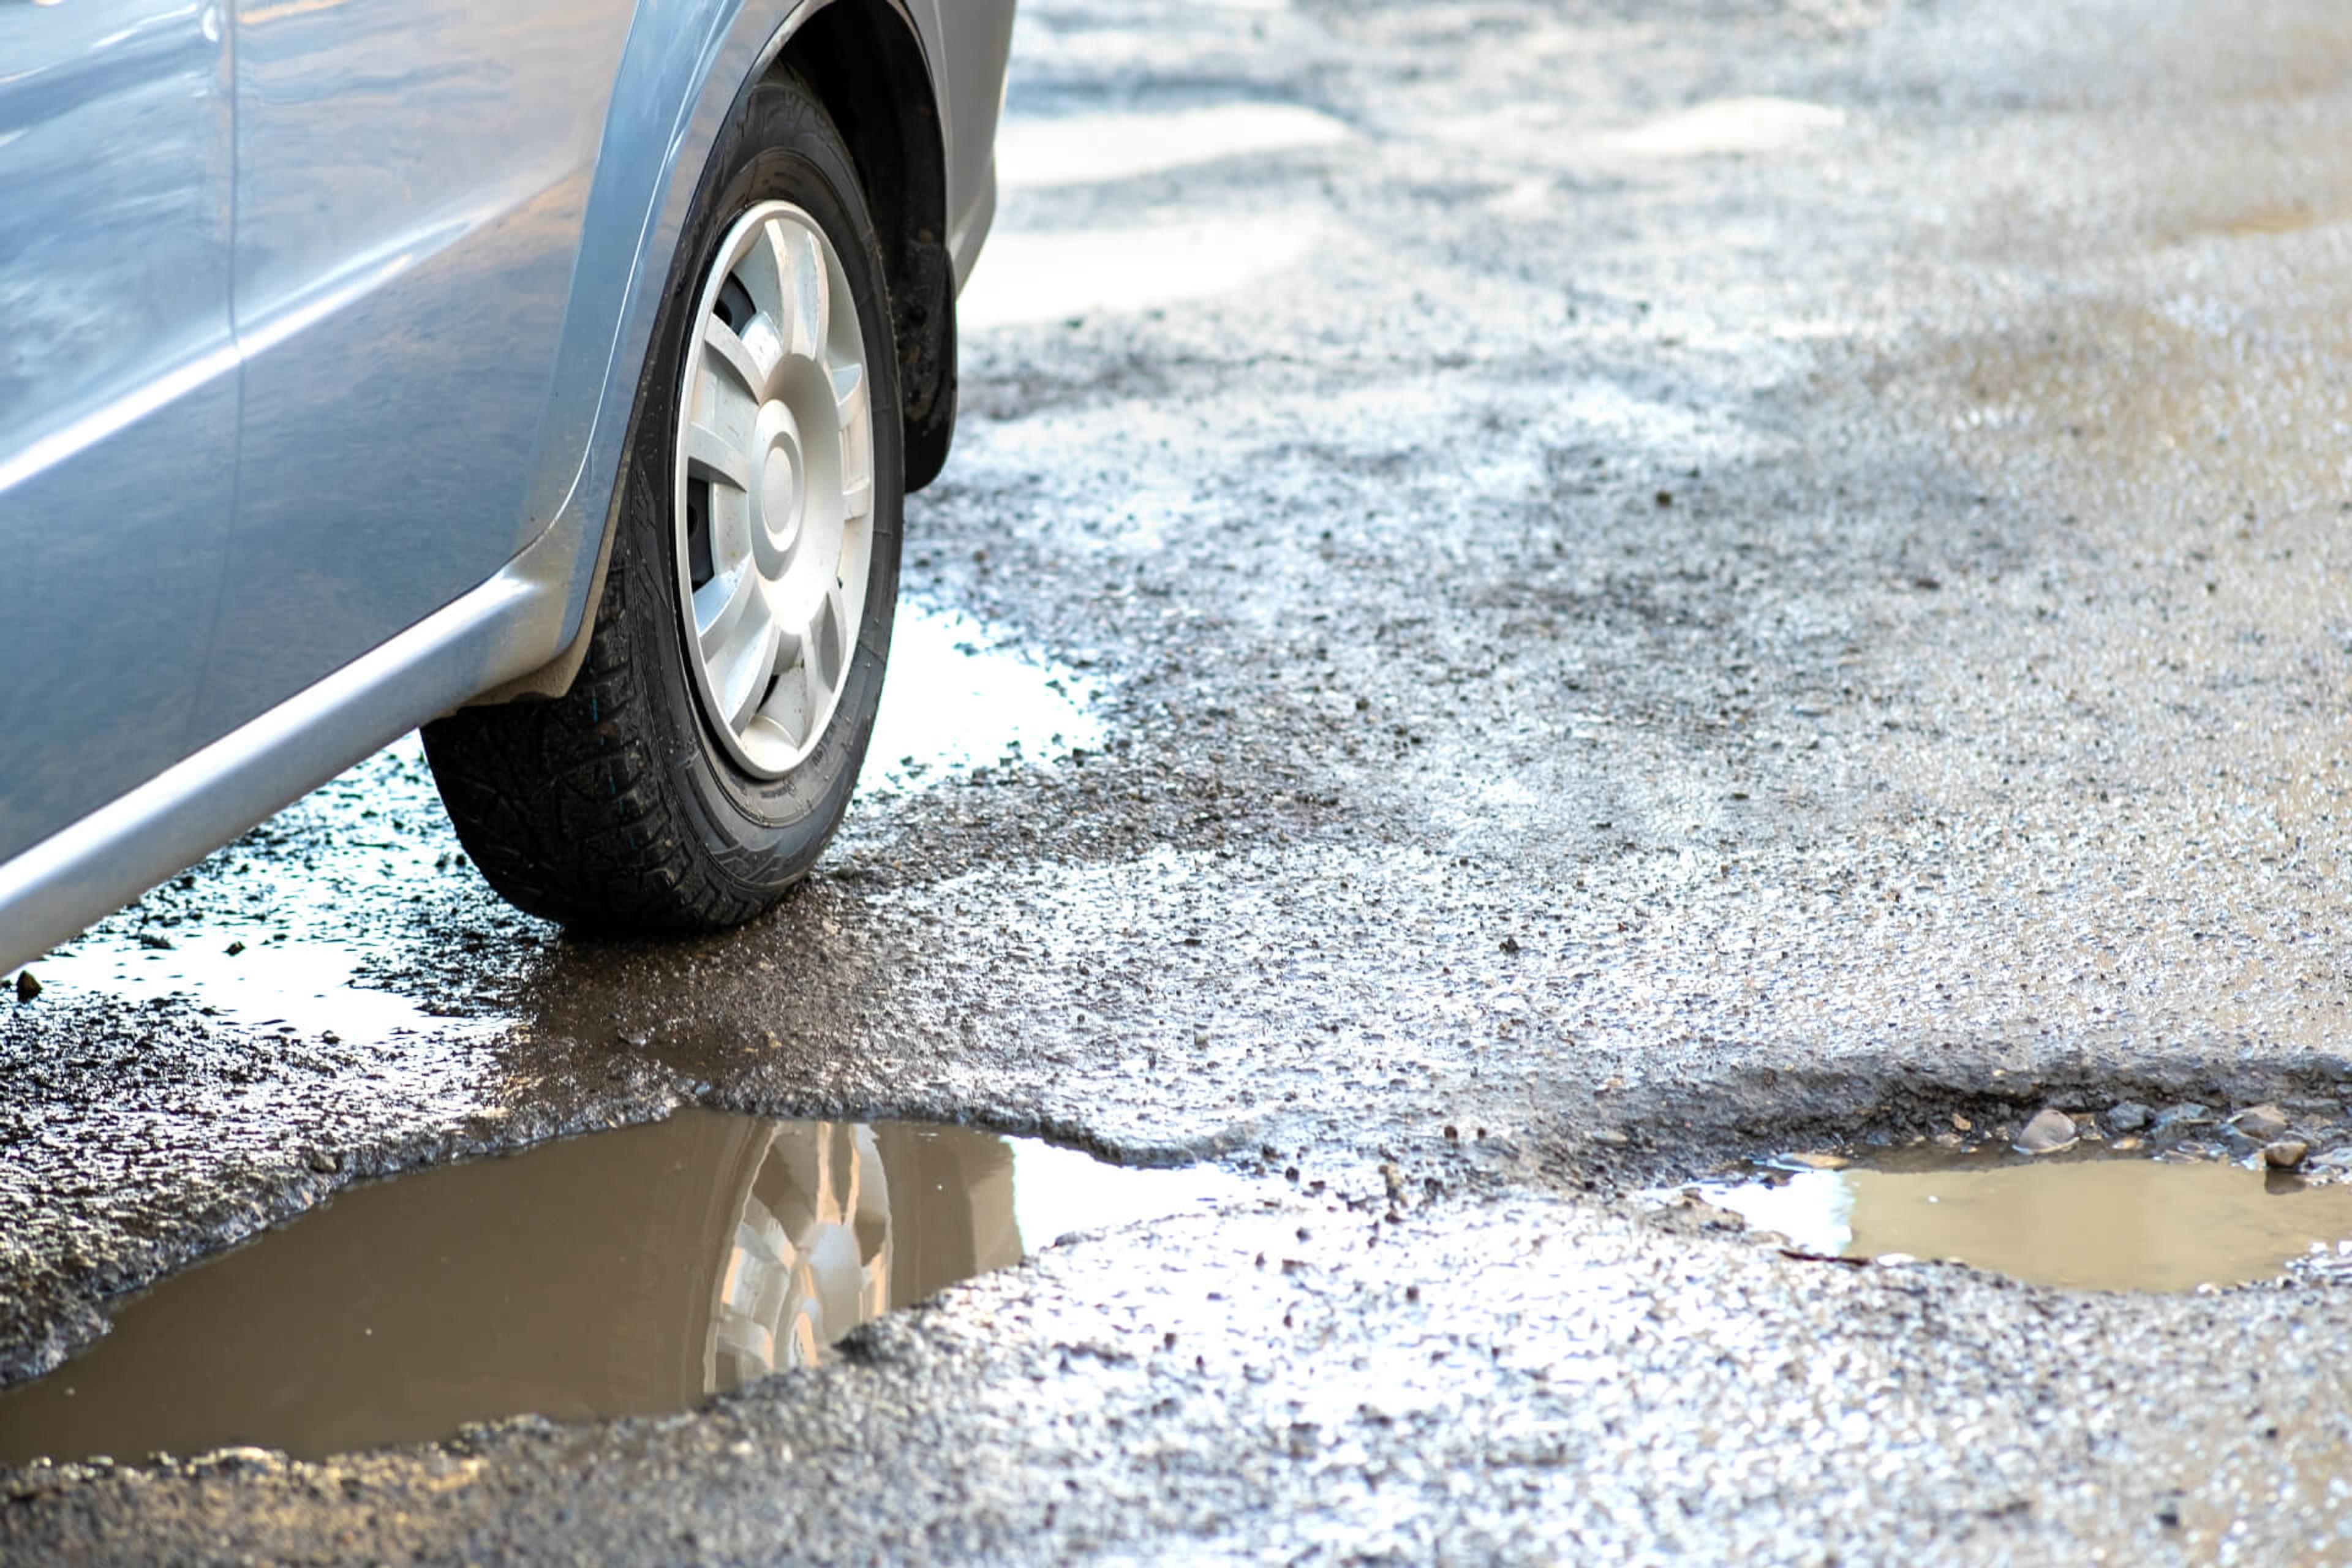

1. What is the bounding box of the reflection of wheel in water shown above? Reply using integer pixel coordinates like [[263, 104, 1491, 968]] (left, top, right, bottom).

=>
[[706, 1121, 892, 1390]]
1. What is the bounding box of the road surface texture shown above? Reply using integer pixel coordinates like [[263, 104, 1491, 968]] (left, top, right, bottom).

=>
[[9, 0, 2352, 1559]]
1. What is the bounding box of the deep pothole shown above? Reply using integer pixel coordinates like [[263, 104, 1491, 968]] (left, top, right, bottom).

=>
[[0, 1111, 1238, 1468], [1683, 1137, 2352, 1293]]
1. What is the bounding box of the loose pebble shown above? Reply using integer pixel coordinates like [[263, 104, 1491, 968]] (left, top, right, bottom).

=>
[[2102, 1101, 2152, 1134], [2016, 1107, 2079, 1155], [2233, 1104, 2290, 1140], [2264, 1139, 2309, 1171]]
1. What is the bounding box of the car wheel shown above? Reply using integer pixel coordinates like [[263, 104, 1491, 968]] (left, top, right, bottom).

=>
[[420, 72, 903, 930]]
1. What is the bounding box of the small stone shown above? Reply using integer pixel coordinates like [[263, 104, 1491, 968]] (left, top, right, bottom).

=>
[[1592, 1129, 1629, 1146], [1950, 1113, 1972, 1133], [2233, 1104, 2290, 1140], [12, 971, 37, 1002], [2151, 1102, 2210, 1136], [137, 932, 173, 951], [2111, 1135, 2144, 1152], [2102, 1101, 2152, 1134], [1786, 1152, 1848, 1170], [224, 941, 246, 957], [306, 1150, 339, 1174], [2264, 1139, 2309, 1171], [1498, 935, 1520, 954], [2016, 1107, 2079, 1155]]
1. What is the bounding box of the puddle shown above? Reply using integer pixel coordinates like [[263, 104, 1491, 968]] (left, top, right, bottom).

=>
[[868, 601, 1106, 788], [995, 102, 1352, 189], [956, 216, 1319, 330], [24, 930, 490, 1046], [1692, 1151, 2352, 1292], [0, 1111, 1240, 1467], [1597, 97, 1845, 159], [20, 735, 521, 1044], [21, 605, 1103, 1021]]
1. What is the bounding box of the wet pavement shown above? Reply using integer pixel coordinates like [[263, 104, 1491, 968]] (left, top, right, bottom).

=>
[[12, 0, 2352, 1559]]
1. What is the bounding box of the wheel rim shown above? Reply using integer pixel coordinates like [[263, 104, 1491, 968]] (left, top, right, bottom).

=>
[[673, 200, 875, 779]]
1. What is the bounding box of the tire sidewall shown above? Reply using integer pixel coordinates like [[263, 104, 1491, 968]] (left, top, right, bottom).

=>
[[617, 80, 904, 900]]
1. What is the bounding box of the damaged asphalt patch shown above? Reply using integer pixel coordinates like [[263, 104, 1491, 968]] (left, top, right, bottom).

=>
[[12, 0, 2352, 1558]]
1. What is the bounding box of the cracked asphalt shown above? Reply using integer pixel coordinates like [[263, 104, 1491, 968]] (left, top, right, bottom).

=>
[[11, 0, 2352, 1559]]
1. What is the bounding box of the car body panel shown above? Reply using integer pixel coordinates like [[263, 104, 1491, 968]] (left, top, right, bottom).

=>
[[190, 0, 640, 748], [920, 0, 1014, 280], [0, 0, 239, 872], [0, 0, 1009, 972]]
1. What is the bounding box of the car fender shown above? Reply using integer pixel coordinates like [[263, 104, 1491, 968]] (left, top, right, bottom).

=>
[[0, 0, 958, 971], [477, 0, 955, 704]]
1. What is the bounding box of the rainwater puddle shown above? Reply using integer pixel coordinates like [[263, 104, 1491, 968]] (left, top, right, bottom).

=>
[[21, 736, 517, 1044], [0, 1111, 1240, 1467], [1597, 97, 1845, 158], [19, 609, 1100, 1030], [868, 601, 1105, 788], [1692, 1151, 2352, 1292], [956, 216, 1319, 330], [995, 102, 1352, 188], [24, 932, 489, 1046]]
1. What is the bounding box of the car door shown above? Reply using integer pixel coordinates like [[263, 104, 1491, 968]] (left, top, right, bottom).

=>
[[189, 0, 638, 747], [0, 0, 238, 866]]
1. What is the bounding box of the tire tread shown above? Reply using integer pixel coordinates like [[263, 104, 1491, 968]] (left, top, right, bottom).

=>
[[419, 72, 895, 935], [423, 557, 770, 932]]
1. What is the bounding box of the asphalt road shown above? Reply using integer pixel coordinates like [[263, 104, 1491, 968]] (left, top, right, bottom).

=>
[[10, 0, 2352, 1559]]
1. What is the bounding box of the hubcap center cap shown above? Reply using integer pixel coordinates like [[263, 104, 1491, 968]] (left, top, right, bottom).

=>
[[752, 402, 804, 570]]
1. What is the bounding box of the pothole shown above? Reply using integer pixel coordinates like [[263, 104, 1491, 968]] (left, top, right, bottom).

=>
[[1687, 1147, 2352, 1293], [0, 1111, 1240, 1468]]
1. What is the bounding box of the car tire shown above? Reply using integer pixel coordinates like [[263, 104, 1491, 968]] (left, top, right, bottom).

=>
[[420, 72, 903, 931]]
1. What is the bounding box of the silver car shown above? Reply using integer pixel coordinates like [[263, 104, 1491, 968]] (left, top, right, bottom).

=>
[[0, 0, 1016, 968]]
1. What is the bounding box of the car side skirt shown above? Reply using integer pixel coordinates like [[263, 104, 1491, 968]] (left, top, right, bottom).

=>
[[0, 0, 995, 973], [0, 547, 571, 974]]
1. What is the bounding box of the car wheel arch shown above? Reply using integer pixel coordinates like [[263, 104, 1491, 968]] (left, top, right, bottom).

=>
[[483, 0, 954, 707], [774, 0, 957, 495]]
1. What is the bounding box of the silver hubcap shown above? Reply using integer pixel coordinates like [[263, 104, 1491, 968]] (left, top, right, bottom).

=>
[[674, 200, 875, 778]]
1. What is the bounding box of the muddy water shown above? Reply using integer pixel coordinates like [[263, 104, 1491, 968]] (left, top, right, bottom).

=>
[[1695, 1153, 2352, 1292], [0, 1112, 1237, 1466]]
